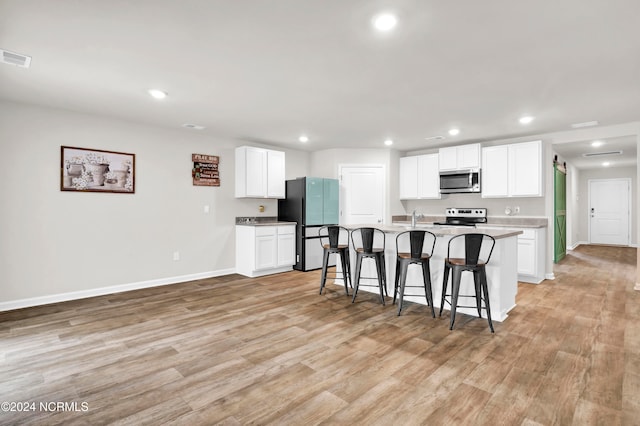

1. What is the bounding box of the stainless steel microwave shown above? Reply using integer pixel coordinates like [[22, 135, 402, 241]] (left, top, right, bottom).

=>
[[439, 169, 481, 194]]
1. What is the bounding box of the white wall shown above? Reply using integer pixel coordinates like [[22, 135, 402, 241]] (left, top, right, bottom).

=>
[[0, 101, 309, 307], [567, 164, 580, 249]]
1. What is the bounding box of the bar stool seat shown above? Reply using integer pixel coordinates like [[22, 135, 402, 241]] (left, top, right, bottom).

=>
[[319, 226, 352, 296], [351, 227, 387, 305], [393, 230, 437, 317], [439, 233, 496, 333]]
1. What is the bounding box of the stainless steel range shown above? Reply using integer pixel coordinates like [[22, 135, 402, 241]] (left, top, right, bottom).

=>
[[434, 208, 487, 227]]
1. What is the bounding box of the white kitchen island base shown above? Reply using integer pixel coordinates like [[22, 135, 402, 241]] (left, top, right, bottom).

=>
[[334, 225, 520, 322]]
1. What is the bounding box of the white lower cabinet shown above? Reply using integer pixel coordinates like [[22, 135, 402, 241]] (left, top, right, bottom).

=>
[[276, 226, 296, 267], [236, 224, 296, 277], [516, 228, 546, 284]]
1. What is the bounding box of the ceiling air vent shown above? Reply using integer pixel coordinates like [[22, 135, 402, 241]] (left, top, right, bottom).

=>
[[582, 150, 623, 157], [1, 49, 31, 68], [182, 123, 206, 130]]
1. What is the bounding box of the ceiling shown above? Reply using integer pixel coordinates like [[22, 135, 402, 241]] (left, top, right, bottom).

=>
[[1, 0, 639, 167], [553, 135, 637, 170]]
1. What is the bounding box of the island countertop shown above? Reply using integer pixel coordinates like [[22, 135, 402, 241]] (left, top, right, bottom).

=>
[[346, 223, 522, 239]]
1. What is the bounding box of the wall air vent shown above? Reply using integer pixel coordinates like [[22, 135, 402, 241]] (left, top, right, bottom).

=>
[[1, 49, 32, 68], [424, 135, 445, 141], [582, 150, 623, 157]]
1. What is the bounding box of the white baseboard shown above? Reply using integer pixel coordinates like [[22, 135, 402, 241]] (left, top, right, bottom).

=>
[[635, 283, 640, 291], [545, 273, 555, 280], [0, 268, 236, 312], [567, 242, 584, 251], [570, 241, 636, 249]]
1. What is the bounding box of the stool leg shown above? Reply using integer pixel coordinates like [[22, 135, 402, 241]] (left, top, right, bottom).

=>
[[319, 249, 330, 295], [351, 254, 363, 303], [397, 261, 407, 316], [422, 261, 435, 318], [344, 249, 352, 289], [480, 268, 494, 333], [339, 251, 350, 296], [449, 268, 462, 330], [380, 253, 388, 297], [473, 270, 482, 318], [375, 255, 386, 305], [393, 257, 400, 305], [439, 264, 450, 317]]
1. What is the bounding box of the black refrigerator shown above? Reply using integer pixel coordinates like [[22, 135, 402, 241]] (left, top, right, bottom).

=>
[[277, 177, 340, 271]]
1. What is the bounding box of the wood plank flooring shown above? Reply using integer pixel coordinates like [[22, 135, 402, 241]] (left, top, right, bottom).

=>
[[1, 244, 639, 425]]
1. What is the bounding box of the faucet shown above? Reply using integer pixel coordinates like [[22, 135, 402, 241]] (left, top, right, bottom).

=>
[[411, 210, 417, 228]]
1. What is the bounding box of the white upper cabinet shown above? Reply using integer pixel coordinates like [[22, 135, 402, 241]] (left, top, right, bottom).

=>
[[509, 141, 542, 197], [481, 145, 509, 197], [417, 154, 441, 198], [235, 146, 286, 198], [399, 154, 440, 200], [439, 143, 480, 171], [399, 156, 419, 199], [266, 150, 285, 198], [481, 140, 542, 198]]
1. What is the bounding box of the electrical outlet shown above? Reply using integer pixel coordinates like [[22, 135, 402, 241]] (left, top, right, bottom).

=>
[[173, 251, 180, 261]]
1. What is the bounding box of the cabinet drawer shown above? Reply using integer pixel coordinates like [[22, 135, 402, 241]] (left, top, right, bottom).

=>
[[277, 225, 295, 235], [518, 229, 536, 240], [255, 226, 276, 237]]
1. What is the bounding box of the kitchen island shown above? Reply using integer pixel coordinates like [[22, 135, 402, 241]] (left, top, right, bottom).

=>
[[334, 224, 522, 322]]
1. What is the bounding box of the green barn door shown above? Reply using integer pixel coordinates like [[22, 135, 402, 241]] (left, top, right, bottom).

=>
[[554, 163, 567, 263]]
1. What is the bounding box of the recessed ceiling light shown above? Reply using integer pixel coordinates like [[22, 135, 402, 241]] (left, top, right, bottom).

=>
[[148, 89, 167, 99], [384, 139, 393, 146], [299, 135, 309, 143], [373, 13, 397, 32], [519, 116, 534, 125], [591, 140, 604, 147], [602, 162, 610, 167], [571, 120, 599, 128], [448, 128, 460, 136]]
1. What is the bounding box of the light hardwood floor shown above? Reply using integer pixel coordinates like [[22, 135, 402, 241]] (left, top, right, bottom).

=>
[[1, 245, 639, 425]]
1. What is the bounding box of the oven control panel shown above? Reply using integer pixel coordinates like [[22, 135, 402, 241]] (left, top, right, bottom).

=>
[[445, 208, 487, 218]]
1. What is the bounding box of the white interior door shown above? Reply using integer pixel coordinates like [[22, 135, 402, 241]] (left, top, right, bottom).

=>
[[589, 179, 630, 245], [339, 165, 385, 225]]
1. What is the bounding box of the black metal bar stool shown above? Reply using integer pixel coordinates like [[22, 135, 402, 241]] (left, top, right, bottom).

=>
[[318, 226, 352, 296], [439, 233, 496, 332], [393, 230, 437, 317], [350, 227, 387, 305]]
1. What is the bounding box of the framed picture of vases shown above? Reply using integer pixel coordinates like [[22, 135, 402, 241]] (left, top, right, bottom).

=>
[[60, 146, 135, 193]]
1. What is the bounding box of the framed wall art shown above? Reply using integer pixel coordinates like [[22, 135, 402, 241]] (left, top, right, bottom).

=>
[[192, 153, 220, 186], [61, 146, 135, 193]]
